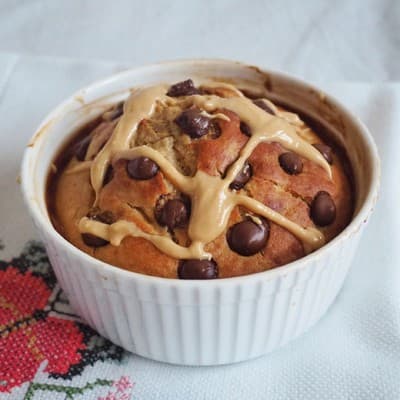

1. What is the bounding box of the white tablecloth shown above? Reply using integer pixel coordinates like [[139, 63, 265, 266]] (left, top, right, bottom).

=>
[[0, 0, 398, 81]]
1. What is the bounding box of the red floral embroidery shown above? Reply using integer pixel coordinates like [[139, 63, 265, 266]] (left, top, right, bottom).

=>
[[0, 267, 85, 392]]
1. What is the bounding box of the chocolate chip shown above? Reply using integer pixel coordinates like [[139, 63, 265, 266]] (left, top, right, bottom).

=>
[[211, 121, 222, 138], [157, 199, 190, 230], [253, 99, 275, 115], [81, 233, 109, 247], [103, 165, 114, 186], [174, 109, 211, 139], [310, 191, 336, 226], [126, 157, 159, 180], [313, 143, 333, 164], [279, 152, 303, 175], [227, 218, 269, 256], [240, 121, 252, 137], [178, 259, 218, 279], [229, 162, 252, 190], [74, 135, 91, 161], [87, 208, 116, 225], [81, 209, 116, 247], [167, 79, 199, 97]]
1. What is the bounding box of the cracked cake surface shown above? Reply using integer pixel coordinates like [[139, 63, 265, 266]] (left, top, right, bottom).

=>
[[47, 79, 353, 279]]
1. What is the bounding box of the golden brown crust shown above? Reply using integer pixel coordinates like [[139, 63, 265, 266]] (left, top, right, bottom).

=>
[[49, 85, 353, 279], [196, 110, 248, 177]]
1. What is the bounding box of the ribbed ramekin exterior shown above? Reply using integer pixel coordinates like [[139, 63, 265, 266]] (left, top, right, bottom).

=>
[[40, 225, 362, 365], [22, 60, 379, 366]]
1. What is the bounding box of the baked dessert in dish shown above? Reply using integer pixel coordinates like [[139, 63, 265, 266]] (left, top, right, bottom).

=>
[[47, 79, 353, 279]]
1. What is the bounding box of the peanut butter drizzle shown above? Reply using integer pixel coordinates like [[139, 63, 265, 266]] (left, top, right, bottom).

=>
[[85, 120, 118, 161], [90, 85, 169, 202], [66, 160, 92, 174], [78, 82, 331, 260], [201, 82, 245, 97], [259, 98, 303, 126]]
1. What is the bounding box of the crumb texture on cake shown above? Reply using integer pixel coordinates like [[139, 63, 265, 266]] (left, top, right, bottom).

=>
[[49, 79, 353, 278]]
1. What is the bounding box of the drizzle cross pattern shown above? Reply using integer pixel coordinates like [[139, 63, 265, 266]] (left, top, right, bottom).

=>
[[76, 82, 332, 260]]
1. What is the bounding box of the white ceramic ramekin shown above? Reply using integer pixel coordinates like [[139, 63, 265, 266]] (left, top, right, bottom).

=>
[[21, 60, 380, 366]]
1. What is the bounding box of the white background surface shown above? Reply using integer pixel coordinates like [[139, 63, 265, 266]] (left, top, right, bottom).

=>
[[0, 0, 399, 82], [0, 1, 399, 399]]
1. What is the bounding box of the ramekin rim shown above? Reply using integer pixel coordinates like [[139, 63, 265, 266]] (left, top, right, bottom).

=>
[[20, 58, 381, 287]]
